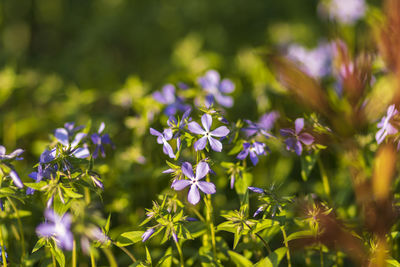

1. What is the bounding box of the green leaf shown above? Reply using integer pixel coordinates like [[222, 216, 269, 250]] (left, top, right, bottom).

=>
[[286, 230, 314, 242], [145, 246, 152, 265], [52, 245, 65, 267], [228, 250, 252, 267], [300, 152, 318, 181], [115, 231, 144, 247], [32, 238, 46, 253], [387, 258, 400, 267], [253, 247, 287, 267], [157, 247, 172, 267], [62, 187, 83, 199], [24, 181, 48, 191]]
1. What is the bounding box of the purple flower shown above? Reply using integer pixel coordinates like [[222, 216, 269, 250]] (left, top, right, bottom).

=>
[[36, 209, 74, 250], [171, 161, 216, 205], [376, 105, 399, 144], [198, 70, 235, 108], [253, 206, 265, 217], [188, 114, 230, 152], [248, 186, 265, 194], [0, 146, 24, 161], [142, 228, 155, 242], [150, 128, 176, 158], [91, 122, 115, 159], [54, 126, 90, 159], [280, 118, 314, 156], [27, 150, 57, 195], [152, 84, 190, 116], [244, 111, 279, 137], [237, 142, 268, 166], [287, 42, 333, 79], [321, 0, 366, 25]]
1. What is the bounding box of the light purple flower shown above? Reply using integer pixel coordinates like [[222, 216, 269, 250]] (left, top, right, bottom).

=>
[[244, 111, 279, 137], [54, 126, 89, 159], [322, 0, 366, 25], [152, 84, 190, 116], [280, 118, 314, 156], [91, 122, 115, 159], [150, 128, 175, 158], [0, 146, 24, 161], [0, 146, 24, 188], [171, 161, 216, 205], [287, 42, 333, 79], [36, 209, 74, 250], [27, 150, 57, 195], [142, 228, 155, 242], [248, 186, 265, 194], [237, 142, 268, 166], [198, 70, 235, 108], [188, 114, 230, 152], [376, 104, 399, 144]]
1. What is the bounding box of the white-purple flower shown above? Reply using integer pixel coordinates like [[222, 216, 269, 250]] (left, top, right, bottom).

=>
[[36, 209, 74, 250], [152, 84, 190, 116], [376, 104, 399, 144], [91, 122, 115, 159], [54, 126, 89, 159], [171, 161, 216, 205], [287, 42, 333, 79], [142, 228, 155, 242], [322, 0, 366, 25], [280, 118, 314, 156], [198, 70, 235, 108], [244, 111, 279, 137], [150, 128, 176, 158], [188, 114, 230, 152], [237, 142, 268, 166], [0, 146, 24, 188]]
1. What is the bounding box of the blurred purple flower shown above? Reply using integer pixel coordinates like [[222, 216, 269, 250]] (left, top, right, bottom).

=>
[[142, 228, 155, 242], [244, 111, 279, 137], [152, 84, 190, 116], [188, 114, 230, 152], [280, 118, 314, 156], [198, 70, 235, 108], [0, 146, 24, 161], [0, 146, 24, 188], [287, 42, 333, 79], [171, 161, 216, 205], [36, 209, 74, 250], [237, 142, 268, 166], [248, 186, 264, 194], [376, 104, 399, 144], [91, 122, 115, 159], [322, 0, 366, 25], [150, 128, 176, 158]]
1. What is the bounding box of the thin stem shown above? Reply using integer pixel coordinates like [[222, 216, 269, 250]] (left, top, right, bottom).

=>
[[0, 226, 7, 267], [319, 244, 324, 267], [317, 158, 331, 199], [6, 197, 25, 258], [173, 236, 184, 267], [204, 194, 217, 258], [72, 239, 77, 267], [114, 243, 137, 263], [244, 222, 272, 254], [51, 251, 56, 267], [280, 226, 292, 267], [90, 249, 96, 267], [102, 248, 118, 267]]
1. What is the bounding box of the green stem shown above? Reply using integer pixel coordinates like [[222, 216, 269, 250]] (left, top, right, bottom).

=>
[[280, 226, 292, 267], [317, 158, 331, 199], [173, 236, 184, 267], [7, 197, 25, 258], [0, 226, 7, 267], [114, 243, 137, 263], [51, 251, 56, 267], [90, 249, 96, 267], [72, 239, 77, 267], [244, 222, 272, 254], [320, 244, 324, 267], [102, 248, 118, 267], [204, 194, 217, 258]]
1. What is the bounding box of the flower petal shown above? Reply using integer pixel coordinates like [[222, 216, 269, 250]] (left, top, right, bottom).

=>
[[208, 137, 222, 152], [98, 122, 105, 134], [215, 94, 233, 108], [201, 114, 212, 132], [249, 151, 259, 166], [294, 118, 304, 134], [171, 179, 191, 190], [195, 161, 210, 180], [188, 122, 205, 135], [210, 126, 230, 137], [299, 133, 314, 145], [181, 162, 194, 179], [0, 146, 5, 155], [219, 79, 235, 93], [194, 136, 208, 151], [162, 142, 175, 159], [280, 128, 295, 137], [71, 133, 87, 148], [72, 147, 90, 158], [197, 181, 216, 194], [150, 128, 162, 137], [10, 170, 23, 188], [55, 128, 69, 146], [188, 184, 200, 205]]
